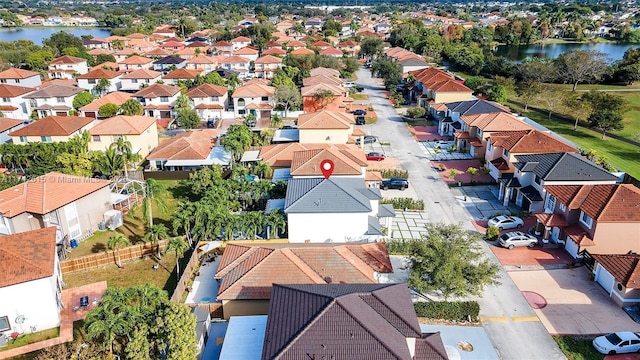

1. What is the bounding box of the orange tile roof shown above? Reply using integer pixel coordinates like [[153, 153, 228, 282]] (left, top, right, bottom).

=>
[[0, 68, 39, 79], [290, 148, 365, 176], [76, 68, 121, 79], [215, 242, 393, 300], [298, 110, 354, 129], [591, 254, 640, 288], [10, 116, 93, 137], [91, 62, 120, 72], [120, 68, 161, 79], [144, 48, 171, 57], [0, 117, 24, 132], [0, 172, 110, 217], [290, 48, 315, 56], [231, 36, 251, 43], [187, 55, 218, 64], [309, 67, 340, 77], [303, 74, 344, 87], [319, 47, 343, 56], [221, 55, 251, 64], [0, 227, 57, 287], [133, 83, 181, 98], [260, 143, 358, 167], [545, 184, 640, 222], [213, 40, 232, 47], [254, 55, 283, 64], [429, 79, 472, 93], [89, 115, 156, 135], [232, 82, 275, 98], [462, 112, 533, 132], [186, 83, 227, 98], [0, 84, 34, 98], [147, 129, 218, 160], [300, 82, 345, 97], [489, 129, 576, 154], [118, 55, 153, 65], [50, 55, 86, 65], [234, 46, 259, 55], [162, 68, 202, 79], [79, 91, 131, 111]]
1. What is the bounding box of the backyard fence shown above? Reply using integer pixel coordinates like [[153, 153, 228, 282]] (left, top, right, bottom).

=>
[[187, 303, 224, 319], [60, 240, 168, 273], [170, 244, 201, 304]]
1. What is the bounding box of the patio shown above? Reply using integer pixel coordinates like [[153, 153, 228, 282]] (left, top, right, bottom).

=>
[[407, 125, 442, 141], [420, 141, 474, 161], [430, 159, 495, 186], [185, 253, 221, 305]]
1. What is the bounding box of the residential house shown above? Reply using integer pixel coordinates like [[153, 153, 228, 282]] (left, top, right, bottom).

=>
[[144, 47, 171, 59], [133, 83, 181, 118], [253, 55, 283, 79], [231, 80, 275, 119], [112, 48, 137, 63], [399, 57, 430, 74], [186, 83, 229, 120], [118, 55, 154, 71], [48, 55, 89, 80], [0, 118, 25, 143], [297, 110, 360, 144], [319, 47, 344, 57], [302, 74, 344, 87], [175, 48, 197, 60], [276, 19, 296, 33], [76, 68, 122, 95], [79, 91, 131, 118], [289, 48, 315, 57], [337, 40, 360, 56], [88, 115, 158, 157], [162, 68, 203, 85], [9, 116, 94, 144], [227, 283, 448, 360], [502, 152, 620, 216], [309, 67, 340, 78], [311, 40, 332, 50], [0, 228, 64, 335], [0, 172, 112, 240], [262, 47, 287, 56], [301, 83, 350, 112], [153, 56, 187, 72], [305, 17, 323, 30], [375, 22, 392, 33], [0, 84, 34, 120], [23, 85, 83, 118], [0, 68, 41, 87], [230, 36, 251, 51], [214, 242, 394, 319], [212, 41, 233, 56], [591, 254, 640, 307], [120, 69, 162, 92], [456, 112, 533, 158], [146, 129, 231, 171], [186, 55, 219, 72], [233, 47, 259, 62], [220, 56, 252, 78], [438, 99, 510, 136], [485, 130, 577, 184], [159, 40, 185, 52], [540, 184, 640, 258]]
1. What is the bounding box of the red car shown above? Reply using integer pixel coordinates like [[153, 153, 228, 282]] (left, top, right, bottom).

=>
[[366, 152, 385, 161]]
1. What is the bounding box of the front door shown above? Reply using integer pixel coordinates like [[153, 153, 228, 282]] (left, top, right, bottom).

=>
[[551, 227, 560, 241]]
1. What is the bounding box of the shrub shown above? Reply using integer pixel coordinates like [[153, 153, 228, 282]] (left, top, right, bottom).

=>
[[414, 301, 480, 322], [406, 106, 426, 119], [380, 197, 424, 210], [376, 169, 409, 179], [486, 226, 500, 240], [384, 239, 412, 254]]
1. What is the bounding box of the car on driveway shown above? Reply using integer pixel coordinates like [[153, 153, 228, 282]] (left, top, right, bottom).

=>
[[593, 332, 640, 355], [487, 215, 524, 230], [353, 109, 367, 116], [434, 140, 455, 149], [355, 115, 366, 125], [366, 152, 385, 161], [498, 231, 538, 249], [381, 178, 409, 190], [356, 135, 377, 145]]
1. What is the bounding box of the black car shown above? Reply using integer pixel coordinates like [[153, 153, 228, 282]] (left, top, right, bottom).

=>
[[356, 135, 377, 145], [381, 178, 409, 190], [355, 115, 365, 125], [353, 109, 367, 116]]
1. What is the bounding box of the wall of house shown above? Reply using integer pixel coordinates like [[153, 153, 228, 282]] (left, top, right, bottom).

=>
[[298, 129, 349, 144], [433, 92, 473, 104], [29, 96, 75, 118], [233, 96, 273, 118], [287, 212, 369, 243], [0, 275, 60, 333], [589, 222, 640, 254], [1, 96, 30, 120], [77, 78, 121, 93], [221, 299, 270, 320], [5, 212, 39, 235], [2, 76, 41, 87], [53, 186, 112, 241], [121, 77, 159, 91], [613, 285, 640, 307], [89, 126, 159, 158], [11, 123, 95, 144]]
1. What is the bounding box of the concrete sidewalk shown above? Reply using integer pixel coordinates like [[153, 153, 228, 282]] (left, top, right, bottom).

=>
[[390, 211, 429, 240]]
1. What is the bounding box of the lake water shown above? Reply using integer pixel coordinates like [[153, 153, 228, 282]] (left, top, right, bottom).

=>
[[0, 27, 112, 45], [495, 42, 638, 62]]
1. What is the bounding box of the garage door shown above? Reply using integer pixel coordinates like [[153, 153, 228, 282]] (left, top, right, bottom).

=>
[[595, 264, 615, 295]]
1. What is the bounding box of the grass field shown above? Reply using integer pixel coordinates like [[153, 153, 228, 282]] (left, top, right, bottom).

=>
[[351, 93, 369, 100], [0, 328, 59, 354], [606, 91, 640, 139], [553, 336, 604, 360]]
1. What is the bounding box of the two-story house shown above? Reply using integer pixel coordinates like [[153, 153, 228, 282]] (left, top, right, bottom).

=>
[[119, 69, 162, 92], [0, 118, 26, 144], [162, 68, 203, 85], [231, 80, 275, 119], [297, 110, 360, 144], [23, 84, 83, 118], [220, 56, 252, 78], [9, 116, 95, 144], [79, 91, 132, 119], [253, 55, 283, 79], [152, 56, 186, 72], [0, 68, 41, 87], [88, 115, 158, 157], [233, 46, 259, 62], [211, 41, 233, 56], [186, 83, 229, 120], [337, 40, 360, 56], [439, 99, 511, 137], [76, 68, 122, 95], [186, 55, 219, 72], [0, 84, 34, 120], [118, 55, 154, 71], [230, 36, 251, 51], [457, 112, 533, 158], [48, 55, 89, 80], [133, 83, 181, 119]]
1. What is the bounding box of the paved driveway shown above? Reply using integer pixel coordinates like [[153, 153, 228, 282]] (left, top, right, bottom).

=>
[[509, 268, 640, 335]]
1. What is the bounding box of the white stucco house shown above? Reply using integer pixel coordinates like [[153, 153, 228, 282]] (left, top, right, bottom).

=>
[[0, 68, 42, 88], [0, 227, 63, 336]]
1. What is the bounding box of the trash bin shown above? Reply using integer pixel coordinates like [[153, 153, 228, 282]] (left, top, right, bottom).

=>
[[70, 239, 78, 248]]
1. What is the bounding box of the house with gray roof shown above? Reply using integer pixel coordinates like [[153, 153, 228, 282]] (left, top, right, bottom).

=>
[[439, 99, 510, 136], [284, 177, 394, 243], [23, 84, 83, 118], [399, 57, 430, 73], [153, 56, 187, 72]]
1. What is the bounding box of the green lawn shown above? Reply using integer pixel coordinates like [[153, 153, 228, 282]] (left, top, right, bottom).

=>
[[508, 101, 640, 179], [553, 336, 603, 360], [0, 328, 59, 354], [351, 93, 369, 100], [606, 91, 640, 139]]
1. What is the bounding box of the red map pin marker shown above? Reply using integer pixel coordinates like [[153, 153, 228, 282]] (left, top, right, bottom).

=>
[[320, 159, 334, 179]]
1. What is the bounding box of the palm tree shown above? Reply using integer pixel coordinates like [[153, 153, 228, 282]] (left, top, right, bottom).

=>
[[111, 39, 124, 50], [120, 98, 144, 116], [85, 306, 128, 355], [265, 209, 286, 239], [226, 74, 242, 91], [172, 202, 194, 246], [68, 130, 91, 154], [93, 78, 111, 96], [252, 161, 273, 179], [141, 178, 168, 229], [144, 223, 169, 258], [95, 146, 124, 177], [112, 137, 133, 179], [107, 233, 130, 268], [166, 237, 188, 280]]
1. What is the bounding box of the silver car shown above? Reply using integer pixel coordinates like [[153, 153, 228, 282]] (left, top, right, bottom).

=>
[[487, 215, 524, 230], [499, 231, 538, 249]]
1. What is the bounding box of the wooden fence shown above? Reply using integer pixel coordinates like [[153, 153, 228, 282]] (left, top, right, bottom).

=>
[[170, 245, 201, 303], [60, 240, 168, 273]]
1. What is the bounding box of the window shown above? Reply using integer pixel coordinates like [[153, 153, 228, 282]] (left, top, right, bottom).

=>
[[237, 98, 245, 107], [534, 175, 542, 185], [0, 316, 10, 332], [92, 135, 101, 142], [559, 203, 567, 212], [19, 136, 27, 143], [88, 79, 96, 84], [261, 96, 269, 101], [2, 98, 9, 103], [41, 136, 52, 143], [502, 149, 509, 157], [15, 79, 19, 84], [160, 96, 168, 102], [56, 97, 65, 103], [477, 129, 483, 138], [0, 79, 6, 83], [238, 109, 246, 115], [132, 79, 138, 83], [579, 211, 593, 228], [210, 96, 218, 102], [544, 194, 556, 212]]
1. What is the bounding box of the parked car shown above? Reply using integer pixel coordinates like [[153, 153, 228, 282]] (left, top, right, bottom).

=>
[[366, 152, 385, 161], [498, 231, 538, 249], [381, 178, 409, 190], [356, 135, 377, 145], [593, 332, 640, 355], [353, 109, 367, 116], [344, 81, 355, 87], [487, 215, 524, 230], [206, 118, 218, 128], [355, 115, 365, 125], [434, 140, 455, 149]]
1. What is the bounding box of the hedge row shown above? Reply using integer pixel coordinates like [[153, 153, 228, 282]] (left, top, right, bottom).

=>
[[414, 301, 480, 322], [375, 169, 409, 179], [384, 239, 412, 254], [380, 197, 424, 210]]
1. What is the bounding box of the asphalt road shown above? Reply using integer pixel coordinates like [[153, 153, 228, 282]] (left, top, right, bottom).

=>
[[356, 68, 566, 360]]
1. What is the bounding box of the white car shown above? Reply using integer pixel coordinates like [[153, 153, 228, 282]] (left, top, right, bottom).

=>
[[487, 215, 524, 230], [593, 332, 640, 355], [498, 232, 538, 249], [434, 140, 454, 149]]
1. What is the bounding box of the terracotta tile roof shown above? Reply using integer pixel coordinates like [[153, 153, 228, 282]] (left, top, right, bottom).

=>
[[300, 82, 345, 97], [76, 68, 121, 79], [508, 130, 576, 154], [0, 117, 24, 132], [312, 40, 332, 47], [0, 68, 39, 79], [212, 40, 232, 47], [120, 68, 161, 79], [254, 55, 282, 64], [297, 110, 354, 129], [185, 41, 209, 48], [290, 47, 315, 56], [9, 116, 93, 137], [186, 55, 218, 64], [162, 68, 202, 79], [428, 79, 472, 92], [118, 55, 153, 65], [215, 242, 393, 300], [262, 48, 287, 55], [0, 84, 34, 98], [534, 212, 568, 227], [0, 227, 57, 288], [592, 254, 640, 288], [309, 67, 340, 77], [161, 40, 184, 47], [412, 67, 451, 83], [79, 91, 131, 111], [0, 172, 110, 217], [24, 84, 82, 98], [290, 148, 365, 176], [87, 48, 112, 56], [545, 184, 640, 222], [194, 103, 224, 109], [234, 46, 258, 55], [462, 112, 533, 132], [420, 72, 455, 87], [186, 83, 227, 98], [127, 32, 147, 39], [286, 39, 306, 47], [366, 171, 383, 181], [231, 36, 251, 43], [147, 129, 218, 160], [133, 83, 181, 98], [302, 74, 343, 87], [89, 115, 156, 135], [220, 55, 251, 64], [490, 157, 511, 171], [564, 224, 595, 246], [50, 55, 86, 65], [91, 62, 120, 71], [232, 82, 275, 98], [144, 48, 171, 57], [245, 103, 273, 109], [259, 143, 357, 167]]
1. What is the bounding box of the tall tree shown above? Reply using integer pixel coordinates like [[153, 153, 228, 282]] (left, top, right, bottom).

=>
[[582, 91, 626, 139], [111, 137, 133, 178], [166, 237, 189, 281], [120, 98, 144, 116], [554, 50, 609, 91], [223, 124, 253, 161], [514, 80, 541, 111], [98, 103, 119, 118], [73, 91, 95, 110], [141, 178, 169, 229], [274, 85, 302, 117], [562, 93, 593, 130], [107, 233, 130, 268], [144, 223, 169, 259]]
